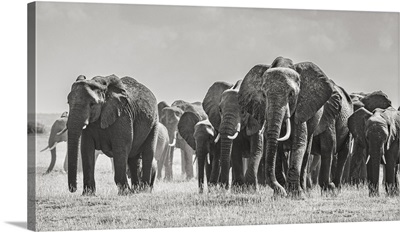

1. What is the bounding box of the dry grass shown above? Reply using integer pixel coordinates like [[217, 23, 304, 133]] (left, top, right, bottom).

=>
[[32, 115, 400, 231]]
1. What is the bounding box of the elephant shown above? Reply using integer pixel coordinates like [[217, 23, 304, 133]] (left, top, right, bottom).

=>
[[178, 111, 220, 193], [40, 111, 69, 173], [308, 81, 353, 192], [160, 100, 207, 180], [238, 56, 352, 197], [202, 80, 265, 191], [65, 74, 158, 195], [348, 106, 400, 196], [344, 91, 393, 185], [40, 111, 106, 174]]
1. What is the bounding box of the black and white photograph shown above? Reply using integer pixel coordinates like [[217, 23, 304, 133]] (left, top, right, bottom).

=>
[[5, 0, 400, 231]]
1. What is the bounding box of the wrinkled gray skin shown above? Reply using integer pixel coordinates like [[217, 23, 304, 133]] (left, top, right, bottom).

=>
[[154, 122, 172, 180], [41, 112, 105, 174], [349, 106, 400, 196], [238, 57, 336, 197], [345, 91, 393, 185], [160, 100, 207, 180], [202, 81, 264, 191], [309, 83, 353, 192], [178, 112, 220, 193], [66, 74, 158, 195]]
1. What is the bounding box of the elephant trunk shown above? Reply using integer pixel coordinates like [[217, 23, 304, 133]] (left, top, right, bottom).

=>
[[45, 147, 57, 174], [220, 136, 233, 189], [264, 104, 288, 196], [67, 112, 85, 193], [367, 145, 384, 197], [196, 146, 207, 193]]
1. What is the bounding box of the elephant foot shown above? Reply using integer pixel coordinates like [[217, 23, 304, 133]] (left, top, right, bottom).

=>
[[82, 187, 96, 196], [385, 185, 399, 197], [272, 185, 287, 199], [368, 191, 380, 197], [286, 184, 305, 200]]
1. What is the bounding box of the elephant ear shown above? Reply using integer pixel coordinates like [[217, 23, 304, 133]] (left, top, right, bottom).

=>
[[294, 62, 334, 123], [158, 101, 169, 122], [348, 107, 372, 144], [177, 112, 201, 150], [97, 75, 128, 129], [361, 91, 392, 112], [203, 81, 234, 130], [238, 64, 271, 124]]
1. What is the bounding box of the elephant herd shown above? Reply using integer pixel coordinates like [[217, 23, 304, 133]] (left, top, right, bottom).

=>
[[41, 57, 400, 198]]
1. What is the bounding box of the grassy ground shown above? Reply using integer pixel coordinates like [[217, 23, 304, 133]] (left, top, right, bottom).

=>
[[32, 114, 400, 231]]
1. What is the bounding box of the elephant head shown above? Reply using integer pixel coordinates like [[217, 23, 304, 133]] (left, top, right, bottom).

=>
[[40, 111, 69, 174], [160, 106, 184, 147], [348, 107, 397, 196], [238, 56, 333, 195], [178, 111, 217, 192], [66, 74, 128, 192]]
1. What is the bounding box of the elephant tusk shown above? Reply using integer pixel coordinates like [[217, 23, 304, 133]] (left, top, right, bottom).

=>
[[227, 123, 241, 140], [169, 131, 178, 147], [168, 138, 176, 147], [214, 133, 220, 143], [82, 124, 87, 130], [278, 104, 291, 142], [350, 139, 354, 154], [259, 120, 267, 135], [382, 155, 386, 165], [48, 142, 58, 151], [207, 153, 210, 165], [365, 155, 370, 165], [57, 127, 68, 136], [227, 132, 239, 140], [40, 146, 49, 152]]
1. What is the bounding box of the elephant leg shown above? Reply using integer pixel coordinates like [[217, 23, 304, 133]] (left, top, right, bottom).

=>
[[128, 156, 140, 192], [140, 128, 157, 190], [300, 135, 313, 191], [318, 128, 336, 192], [63, 151, 68, 173], [311, 155, 321, 186], [333, 135, 351, 190], [80, 134, 96, 195], [286, 122, 308, 197], [183, 147, 194, 180], [209, 149, 221, 187], [275, 143, 287, 188], [165, 147, 174, 181], [385, 144, 399, 196], [231, 148, 244, 190], [257, 153, 266, 186], [181, 150, 186, 176]]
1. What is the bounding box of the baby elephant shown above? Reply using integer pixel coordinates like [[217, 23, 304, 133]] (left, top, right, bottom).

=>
[[349, 107, 400, 196]]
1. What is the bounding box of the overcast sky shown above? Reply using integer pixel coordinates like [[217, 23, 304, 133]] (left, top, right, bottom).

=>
[[35, 2, 399, 113]]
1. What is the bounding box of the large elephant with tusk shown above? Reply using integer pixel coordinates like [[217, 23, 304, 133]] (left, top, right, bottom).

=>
[[159, 100, 207, 180], [238, 56, 347, 197], [202, 80, 266, 191]]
